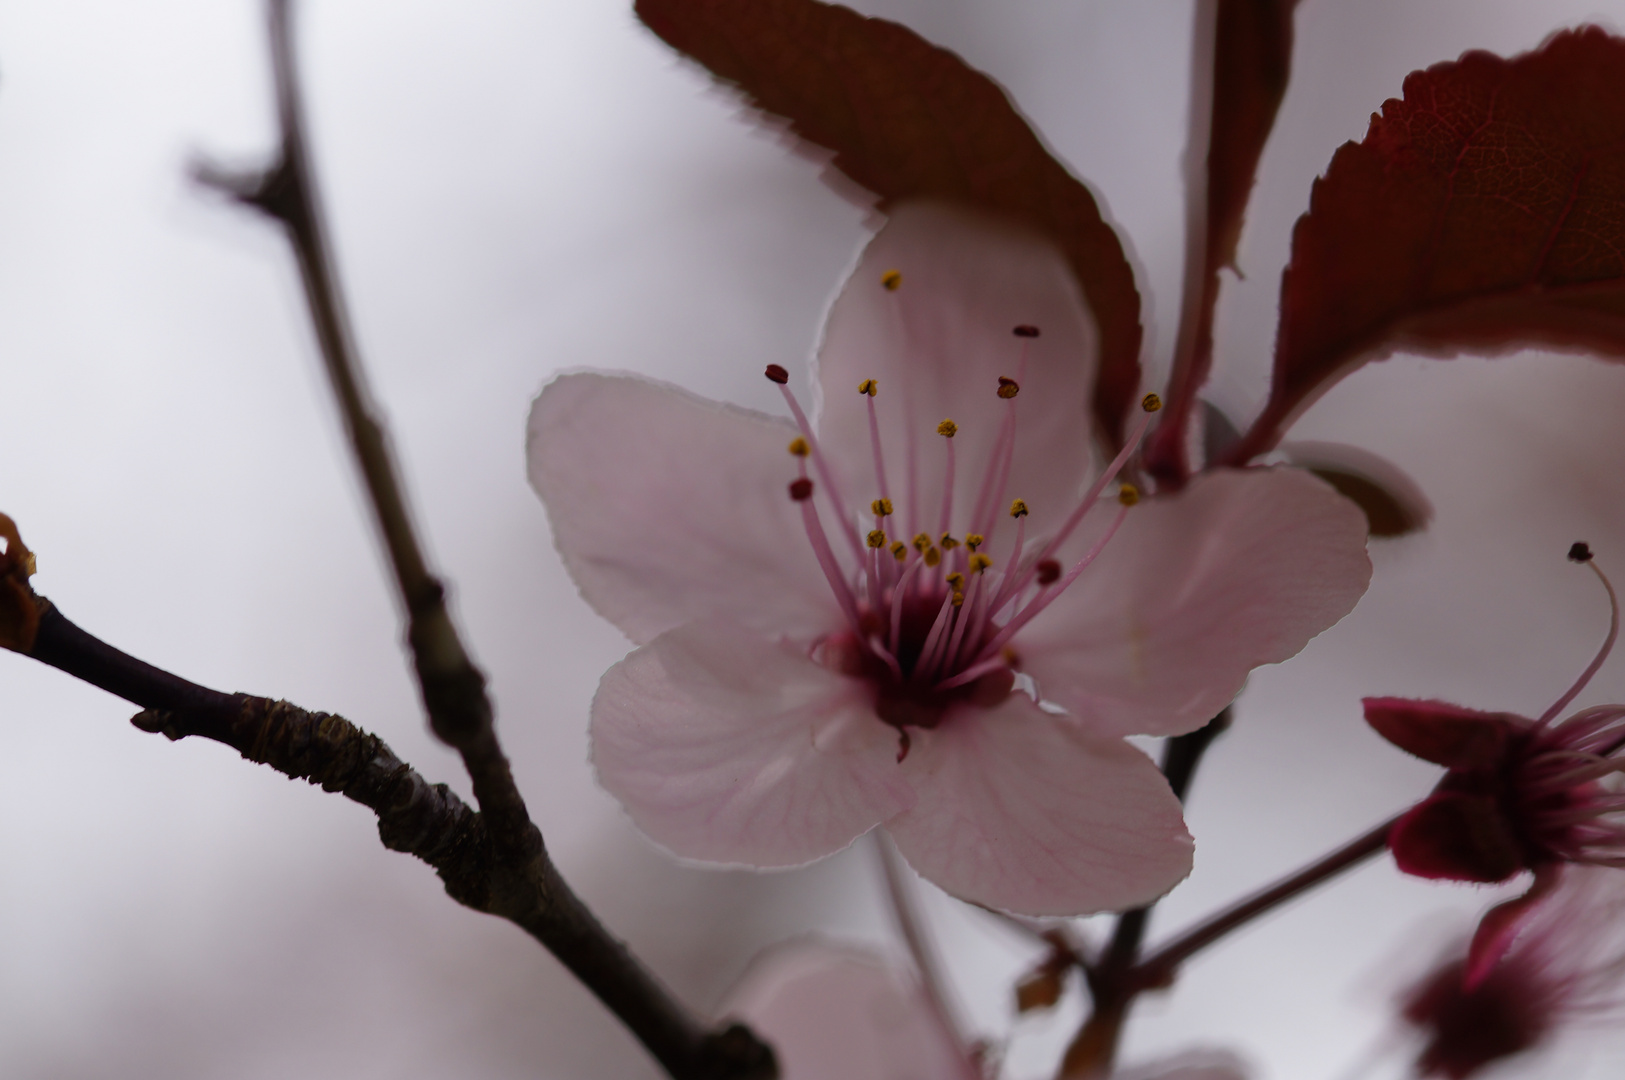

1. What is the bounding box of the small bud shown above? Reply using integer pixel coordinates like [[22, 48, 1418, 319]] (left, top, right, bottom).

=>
[[1036, 558, 1061, 586], [997, 376, 1020, 399], [1009, 499, 1029, 519], [881, 269, 902, 291], [871, 498, 893, 517], [788, 478, 814, 501], [867, 529, 887, 549], [764, 364, 790, 385], [858, 378, 878, 397], [1118, 483, 1140, 507], [787, 437, 809, 457], [1570, 542, 1594, 563], [1141, 392, 1162, 412], [937, 418, 958, 438], [1012, 324, 1040, 338]]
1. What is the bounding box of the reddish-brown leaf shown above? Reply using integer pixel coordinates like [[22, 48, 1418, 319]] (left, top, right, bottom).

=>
[[1227, 27, 1625, 464], [1147, 0, 1300, 482], [635, 0, 1144, 449]]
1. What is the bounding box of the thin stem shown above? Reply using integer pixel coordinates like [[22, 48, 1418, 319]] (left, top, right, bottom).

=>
[[1133, 814, 1399, 986], [183, 3, 775, 1076], [874, 834, 981, 1080]]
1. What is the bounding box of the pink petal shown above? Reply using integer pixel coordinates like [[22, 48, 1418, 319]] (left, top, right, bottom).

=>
[[723, 939, 967, 1080], [885, 695, 1193, 915], [528, 371, 841, 645], [1363, 697, 1522, 769], [1016, 467, 1372, 738], [814, 203, 1096, 542], [590, 619, 915, 868]]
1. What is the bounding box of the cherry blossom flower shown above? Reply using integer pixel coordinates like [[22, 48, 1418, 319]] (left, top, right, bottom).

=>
[[1367, 544, 1625, 977], [725, 938, 1250, 1080], [1400, 866, 1625, 1079], [528, 203, 1372, 915]]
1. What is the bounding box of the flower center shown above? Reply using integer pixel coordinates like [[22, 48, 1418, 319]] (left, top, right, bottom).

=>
[[767, 284, 1159, 750]]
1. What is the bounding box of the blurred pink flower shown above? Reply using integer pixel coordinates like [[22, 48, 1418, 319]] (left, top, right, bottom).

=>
[[726, 938, 1249, 1080], [1367, 544, 1625, 977], [1401, 866, 1625, 1079], [528, 203, 1371, 915]]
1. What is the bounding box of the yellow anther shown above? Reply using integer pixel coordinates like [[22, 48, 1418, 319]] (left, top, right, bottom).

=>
[[968, 552, 993, 574], [1118, 483, 1141, 507], [858, 378, 878, 397], [937, 418, 958, 438], [788, 436, 810, 457], [940, 533, 960, 551], [867, 529, 887, 549], [997, 376, 1020, 399], [890, 541, 908, 562], [965, 534, 985, 552], [871, 498, 893, 517], [945, 572, 965, 590], [951, 591, 965, 609], [1009, 499, 1029, 519], [923, 546, 941, 567], [1141, 392, 1163, 413], [913, 532, 932, 552], [881, 269, 902, 291]]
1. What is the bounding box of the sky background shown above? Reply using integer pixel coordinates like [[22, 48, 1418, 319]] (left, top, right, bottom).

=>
[[3, 1, 1625, 1077]]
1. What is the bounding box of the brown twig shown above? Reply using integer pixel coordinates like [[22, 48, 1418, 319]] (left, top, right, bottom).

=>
[[178, 1, 775, 1076]]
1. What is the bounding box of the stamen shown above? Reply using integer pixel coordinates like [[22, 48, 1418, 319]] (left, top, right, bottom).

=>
[[868, 530, 888, 549], [1009, 499, 1029, 518], [789, 478, 814, 501], [942, 573, 986, 674], [1536, 546, 1620, 728], [770, 369, 865, 564], [863, 382, 892, 508], [1012, 325, 1040, 339], [889, 556, 926, 654], [872, 499, 894, 517], [764, 364, 789, 384], [1035, 559, 1061, 585], [923, 546, 941, 568], [940, 534, 960, 551], [1118, 483, 1140, 506], [788, 437, 809, 457], [937, 419, 958, 537], [912, 533, 932, 552], [997, 377, 1020, 399], [794, 486, 862, 634], [913, 589, 960, 683], [965, 534, 984, 552], [1141, 392, 1162, 412], [890, 541, 908, 562], [881, 270, 902, 291], [968, 553, 992, 574]]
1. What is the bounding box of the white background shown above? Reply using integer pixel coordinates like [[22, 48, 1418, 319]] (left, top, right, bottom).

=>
[[2, 1, 1625, 1077]]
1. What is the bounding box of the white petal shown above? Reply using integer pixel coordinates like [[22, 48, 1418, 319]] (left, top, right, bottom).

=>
[[591, 620, 916, 868], [814, 203, 1097, 544], [528, 371, 842, 644], [1018, 467, 1371, 737], [724, 940, 965, 1080], [886, 695, 1192, 915]]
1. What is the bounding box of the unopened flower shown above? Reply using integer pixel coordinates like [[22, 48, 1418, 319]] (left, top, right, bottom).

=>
[[1367, 544, 1625, 975], [1400, 866, 1625, 1078], [529, 203, 1371, 914], [726, 938, 1249, 1080]]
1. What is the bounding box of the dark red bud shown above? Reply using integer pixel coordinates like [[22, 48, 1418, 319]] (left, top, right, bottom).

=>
[[764, 364, 790, 384], [788, 478, 814, 501]]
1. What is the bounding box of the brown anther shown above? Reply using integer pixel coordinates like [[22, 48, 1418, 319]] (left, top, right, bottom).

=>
[[951, 591, 965, 609], [871, 498, 893, 517], [788, 436, 810, 457], [1012, 325, 1041, 338], [913, 532, 932, 552], [968, 553, 993, 574], [858, 378, 878, 397], [940, 533, 960, 551], [1009, 499, 1029, 519], [1570, 541, 1595, 563], [997, 376, 1020, 399], [1118, 483, 1140, 507], [1141, 392, 1162, 412], [945, 572, 965, 590], [890, 541, 908, 562], [867, 529, 887, 549], [965, 534, 984, 552], [788, 477, 814, 501], [937, 418, 958, 438], [881, 269, 902, 291], [923, 546, 941, 568], [765, 364, 790, 385], [1036, 558, 1061, 586]]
